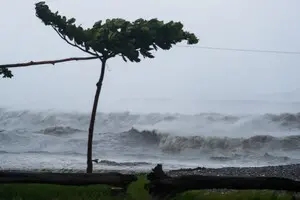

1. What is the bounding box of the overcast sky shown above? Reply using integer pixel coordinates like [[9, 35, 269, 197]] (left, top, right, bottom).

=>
[[1, 0, 300, 113]]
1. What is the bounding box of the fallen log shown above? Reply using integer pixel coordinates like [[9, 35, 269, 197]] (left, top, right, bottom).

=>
[[146, 164, 300, 199], [0, 171, 137, 189]]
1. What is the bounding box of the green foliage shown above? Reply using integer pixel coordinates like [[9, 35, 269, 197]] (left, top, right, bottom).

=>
[[1, 2, 198, 78], [0, 67, 13, 78], [35, 1, 199, 62], [0, 176, 294, 200]]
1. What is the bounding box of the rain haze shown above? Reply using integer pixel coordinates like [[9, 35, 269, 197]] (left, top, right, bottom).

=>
[[0, 0, 300, 171], [1, 0, 300, 114]]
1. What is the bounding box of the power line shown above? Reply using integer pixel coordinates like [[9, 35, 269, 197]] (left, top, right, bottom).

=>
[[177, 45, 300, 55]]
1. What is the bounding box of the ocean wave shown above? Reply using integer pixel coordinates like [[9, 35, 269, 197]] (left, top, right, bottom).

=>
[[0, 109, 300, 157], [25, 150, 85, 156], [36, 126, 83, 135], [95, 159, 152, 167], [209, 153, 291, 162], [124, 128, 300, 153], [0, 150, 85, 156], [265, 113, 300, 128], [1, 109, 300, 133]]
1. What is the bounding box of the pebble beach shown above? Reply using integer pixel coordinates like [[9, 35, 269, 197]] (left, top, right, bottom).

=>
[[168, 164, 300, 181]]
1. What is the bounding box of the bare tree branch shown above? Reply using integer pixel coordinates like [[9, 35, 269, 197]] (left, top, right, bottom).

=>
[[51, 26, 99, 57], [0, 56, 97, 69]]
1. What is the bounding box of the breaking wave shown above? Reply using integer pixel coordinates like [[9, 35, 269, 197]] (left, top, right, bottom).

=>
[[265, 113, 300, 129], [124, 128, 300, 153]]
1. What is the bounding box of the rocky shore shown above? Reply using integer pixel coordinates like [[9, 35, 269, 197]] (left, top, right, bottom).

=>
[[1, 164, 300, 182], [168, 164, 300, 181]]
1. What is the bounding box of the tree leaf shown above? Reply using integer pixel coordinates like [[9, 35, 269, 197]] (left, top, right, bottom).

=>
[[0, 68, 13, 78]]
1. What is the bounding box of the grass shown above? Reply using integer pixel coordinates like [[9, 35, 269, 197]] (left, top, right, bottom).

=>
[[0, 176, 296, 200]]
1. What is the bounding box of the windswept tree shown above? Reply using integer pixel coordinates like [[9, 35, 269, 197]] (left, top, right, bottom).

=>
[[1, 2, 199, 173]]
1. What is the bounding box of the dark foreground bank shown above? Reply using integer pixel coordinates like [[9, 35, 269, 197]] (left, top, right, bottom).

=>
[[0, 164, 299, 200], [0, 176, 298, 200]]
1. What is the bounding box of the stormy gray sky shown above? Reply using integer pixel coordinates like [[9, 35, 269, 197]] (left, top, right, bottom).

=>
[[1, 0, 300, 113]]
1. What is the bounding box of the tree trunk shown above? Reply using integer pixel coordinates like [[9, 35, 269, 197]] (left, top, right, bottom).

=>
[[86, 59, 107, 173], [0, 171, 137, 187], [146, 165, 300, 199]]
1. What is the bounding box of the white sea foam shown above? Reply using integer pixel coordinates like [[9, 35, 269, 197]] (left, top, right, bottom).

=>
[[0, 107, 299, 171]]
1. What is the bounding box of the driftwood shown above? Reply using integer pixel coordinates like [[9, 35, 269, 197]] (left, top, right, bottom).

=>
[[0, 171, 137, 190], [146, 164, 300, 199]]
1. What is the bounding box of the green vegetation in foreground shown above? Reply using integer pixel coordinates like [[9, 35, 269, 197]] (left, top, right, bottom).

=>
[[0, 176, 295, 200]]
